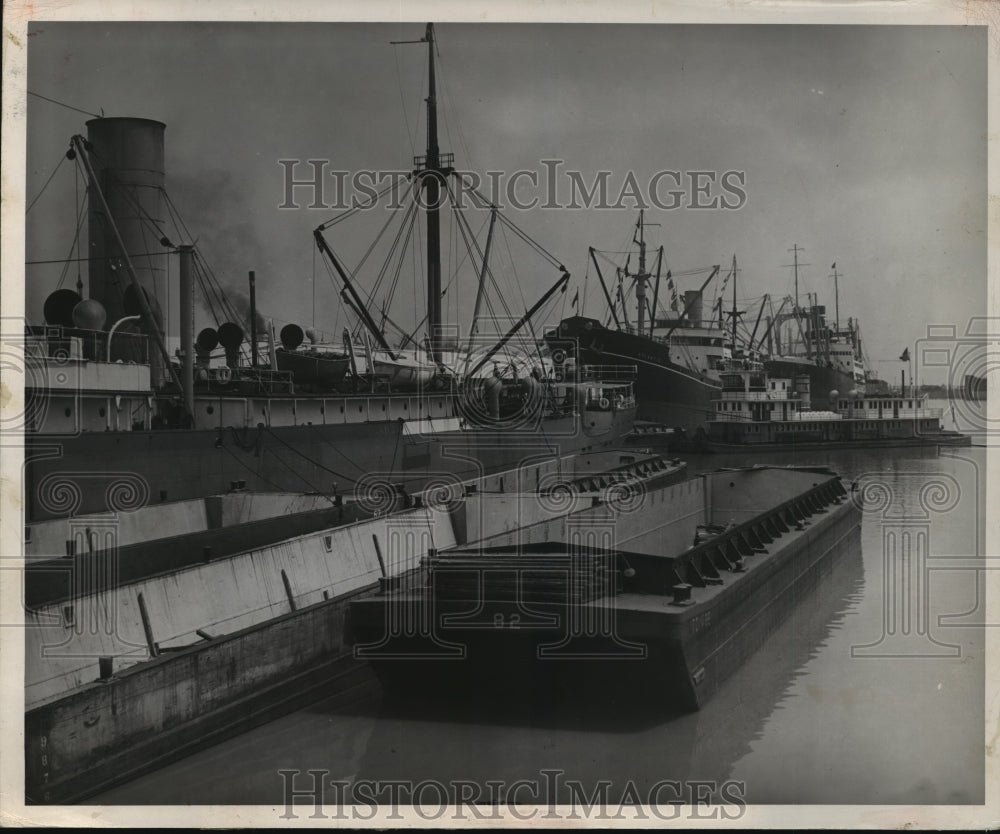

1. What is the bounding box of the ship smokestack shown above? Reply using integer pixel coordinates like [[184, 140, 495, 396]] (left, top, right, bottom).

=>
[[684, 290, 702, 327], [794, 373, 811, 409], [86, 118, 167, 329]]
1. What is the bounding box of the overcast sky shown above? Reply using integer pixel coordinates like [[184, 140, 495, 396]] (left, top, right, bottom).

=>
[[24, 22, 987, 380]]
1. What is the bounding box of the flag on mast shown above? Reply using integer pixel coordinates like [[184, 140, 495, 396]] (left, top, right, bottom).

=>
[[899, 347, 910, 362], [571, 289, 579, 309]]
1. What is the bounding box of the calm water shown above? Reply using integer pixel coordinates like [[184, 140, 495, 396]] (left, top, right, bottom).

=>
[[93, 402, 986, 806]]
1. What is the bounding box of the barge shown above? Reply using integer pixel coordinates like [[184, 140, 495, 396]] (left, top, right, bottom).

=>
[[349, 464, 862, 711], [23, 448, 677, 803]]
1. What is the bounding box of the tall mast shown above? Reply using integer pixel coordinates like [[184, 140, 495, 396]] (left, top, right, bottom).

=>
[[724, 255, 744, 357], [424, 23, 443, 362], [632, 210, 658, 335], [635, 211, 647, 334], [830, 262, 840, 332], [393, 23, 451, 362], [792, 243, 799, 311], [785, 243, 810, 313]]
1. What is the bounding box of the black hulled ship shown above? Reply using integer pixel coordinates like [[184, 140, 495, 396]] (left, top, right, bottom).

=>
[[549, 212, 723, 433]]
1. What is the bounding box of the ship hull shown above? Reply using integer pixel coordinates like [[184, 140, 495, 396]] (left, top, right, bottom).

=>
[[24, 405, 634, 521], [550, 317, 719, 432], [350, 470, 860, 711]]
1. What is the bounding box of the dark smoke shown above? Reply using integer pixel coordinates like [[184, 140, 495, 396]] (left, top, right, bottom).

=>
[[165, 165, 270, 328]]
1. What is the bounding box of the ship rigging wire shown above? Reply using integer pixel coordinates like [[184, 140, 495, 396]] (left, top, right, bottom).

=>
[[391, 40, 421, 162], [25, 154, 67, 215], [27, 89, 102, 119], [55, 185, 89, 291], [48, 141, 259, 364]]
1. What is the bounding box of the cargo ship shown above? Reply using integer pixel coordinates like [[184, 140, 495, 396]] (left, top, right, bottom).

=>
[[548, 212, 724, 433], [763, 254, 877, 410], [22, 24, 637, 523], [349, 463, 861, 711]]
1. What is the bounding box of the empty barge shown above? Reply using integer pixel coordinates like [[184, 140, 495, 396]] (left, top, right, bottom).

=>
[[349, 465, 862, 711]]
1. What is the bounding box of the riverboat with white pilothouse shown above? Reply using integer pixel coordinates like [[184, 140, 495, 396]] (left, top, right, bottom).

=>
[[703, 357, 970, 450]]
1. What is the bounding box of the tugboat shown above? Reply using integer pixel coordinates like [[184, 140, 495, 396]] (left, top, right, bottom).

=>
[[703, 358, 970, 450], [21, 24, 637, 523]]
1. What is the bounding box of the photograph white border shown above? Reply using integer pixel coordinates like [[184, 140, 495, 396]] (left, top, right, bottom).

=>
[[2, 0, 997, 828]]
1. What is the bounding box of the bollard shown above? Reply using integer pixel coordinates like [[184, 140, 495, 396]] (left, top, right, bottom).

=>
[[98, 656, 114, 680], [670, 583, 693, 605]]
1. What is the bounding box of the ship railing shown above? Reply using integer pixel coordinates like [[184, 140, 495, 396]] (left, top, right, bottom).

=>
[[584, 384, 634, 412], [709, 413, 755, 423], [871, 386, 926, 398], [576, 364, 637, 382], [843, 406, 943, 420], [791, 411, 843, 422], [24, 325, 150, 365], [197, 366, 296, 394], [242, 367, 295, 394], [413, 152, 455, 170], [621, 325, 653, 337], [715, 358, 766, 373], [716, 390, 798, 401]]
